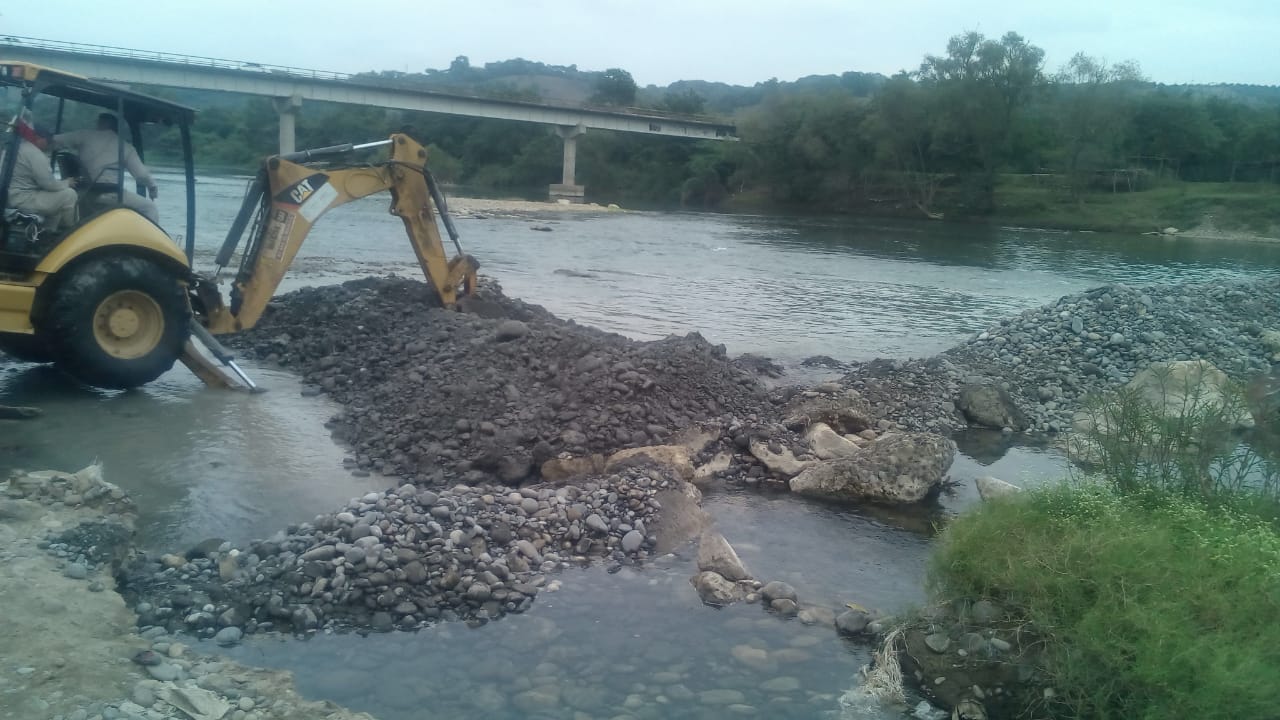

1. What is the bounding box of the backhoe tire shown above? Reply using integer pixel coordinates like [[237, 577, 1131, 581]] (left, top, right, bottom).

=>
[[0, 333, 55, 364], [45, 256, 191, 389]]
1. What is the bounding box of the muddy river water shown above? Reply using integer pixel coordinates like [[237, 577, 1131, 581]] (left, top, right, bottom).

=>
[[4, 174, 1280, 718]]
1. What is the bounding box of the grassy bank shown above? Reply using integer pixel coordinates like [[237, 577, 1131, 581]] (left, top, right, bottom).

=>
[[722, 180, 1280, 239], [994, 180, 1280, 236], [929, 484, 1280, 719]]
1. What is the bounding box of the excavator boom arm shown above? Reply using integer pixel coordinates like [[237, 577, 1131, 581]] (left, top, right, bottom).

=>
[[199, 134, 477, 335]]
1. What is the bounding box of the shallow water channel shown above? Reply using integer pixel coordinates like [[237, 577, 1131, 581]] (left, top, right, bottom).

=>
[[4, 176, 1279, 717]]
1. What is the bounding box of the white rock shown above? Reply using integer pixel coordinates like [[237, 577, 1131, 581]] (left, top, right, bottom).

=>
[[790, 433, 955, 504], [696, 530, 751, 581], [975, 476, 1023, 501], [804, 422, 860, 460], [748, 440, 811, 478]]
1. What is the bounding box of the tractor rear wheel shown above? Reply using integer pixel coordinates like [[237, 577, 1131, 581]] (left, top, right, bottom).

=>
[[45, 256, 191, 389]]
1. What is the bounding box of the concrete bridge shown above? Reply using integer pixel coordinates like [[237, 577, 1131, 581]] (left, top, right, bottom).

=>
[[0, 36, 737, 200]]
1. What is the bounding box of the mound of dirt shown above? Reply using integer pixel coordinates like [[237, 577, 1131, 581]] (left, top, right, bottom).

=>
[[230, 277, 772, 485]]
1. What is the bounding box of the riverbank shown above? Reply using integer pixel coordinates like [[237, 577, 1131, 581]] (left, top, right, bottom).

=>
[[993, 180, 1280, 240], [916, 482, 1280, 720], [719, 180, 1280, 242], [447, 196, 624, 218], [0, 465, 376, 720]]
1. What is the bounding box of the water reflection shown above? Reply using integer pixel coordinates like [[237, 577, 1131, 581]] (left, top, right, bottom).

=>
[[0, 361, 384, 552]]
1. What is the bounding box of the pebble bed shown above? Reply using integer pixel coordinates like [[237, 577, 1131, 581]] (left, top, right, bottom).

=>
[[120, 470, 671, 639], [834, 278, 1280, 434]]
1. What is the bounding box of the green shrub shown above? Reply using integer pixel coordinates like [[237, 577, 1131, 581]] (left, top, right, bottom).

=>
[[1070, 365, 1280, 514], [930, 484, 1280, 719]]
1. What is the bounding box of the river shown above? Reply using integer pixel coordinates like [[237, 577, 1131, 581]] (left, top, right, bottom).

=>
[[4, 173, 1279, 719]]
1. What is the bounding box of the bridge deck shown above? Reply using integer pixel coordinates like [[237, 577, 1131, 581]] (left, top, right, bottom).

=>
[[0, 37, 736, 140]]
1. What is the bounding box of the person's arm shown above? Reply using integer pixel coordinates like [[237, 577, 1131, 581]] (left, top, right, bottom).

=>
[[19, 142, 73, 192], [52, 129, 86, 151], [123, 145, 157, 198]]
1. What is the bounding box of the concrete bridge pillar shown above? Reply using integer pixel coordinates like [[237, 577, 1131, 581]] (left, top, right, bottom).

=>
[[272, 95, 302, 155], [550, 123, 586, 203]]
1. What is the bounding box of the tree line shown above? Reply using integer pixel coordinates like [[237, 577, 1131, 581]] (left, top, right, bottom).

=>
[[730, 32, 1280, 218], [135, 30, 1279, 218]]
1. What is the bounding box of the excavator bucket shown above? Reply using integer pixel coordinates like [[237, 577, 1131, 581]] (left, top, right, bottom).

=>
[[180, 322, 262, 392], [179, 341, 249, 390]]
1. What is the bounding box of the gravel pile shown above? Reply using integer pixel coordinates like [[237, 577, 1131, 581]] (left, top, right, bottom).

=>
[[944, 279, 1280, 432], [121, 469, 670, 636], [831, 278, 1280, 434], [839, 358, 967, 434], [230, 277, 770, 484]]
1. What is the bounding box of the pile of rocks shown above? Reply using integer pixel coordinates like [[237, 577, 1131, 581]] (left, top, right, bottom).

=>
[[838, 358, 968, 434], [229, 277, 771, 485], [688, 527, 885, 652], [122, 469, 672, 637], [943, 279, 1280, 433], [5, 461, 134, 516], [821, 279, 1280, 435], [4, 465, 371, 720], [898, 598, 1047, 720], [5, 463, 136, 592]]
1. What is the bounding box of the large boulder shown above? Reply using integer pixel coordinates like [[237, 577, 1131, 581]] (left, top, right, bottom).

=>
[[696, 530, 750, 581], [605, 445, 695, 480], [805, 422, 861, 460], [749, 440, 811, 478], [1124, 360, 1253, 430], [1070, 359, 1253, 465], [692, 452, 733, 486], [539, 454, 605, 483], [649, 482, 711, 554], [690, 571, 745, 607], [789, 433, 955, 504], [957, 384, 1028, 431]]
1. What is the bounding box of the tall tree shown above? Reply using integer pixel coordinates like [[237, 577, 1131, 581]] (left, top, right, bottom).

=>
[[866, 74, 943, 218], [590, 68, 638, 106], [917, 31, 1045, 212], [659, 89, 707, 116], [1053, 53, 1145, 200], [1128, 92, 1224, 180]]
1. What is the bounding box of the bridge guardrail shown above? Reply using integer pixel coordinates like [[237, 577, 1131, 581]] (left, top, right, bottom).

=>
[[0, 35, 735, 130], [0, 35, 351, 81]]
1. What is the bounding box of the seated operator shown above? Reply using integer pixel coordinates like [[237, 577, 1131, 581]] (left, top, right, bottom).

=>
[[55, 113, 160, 224], [5, 116, 79, 232]]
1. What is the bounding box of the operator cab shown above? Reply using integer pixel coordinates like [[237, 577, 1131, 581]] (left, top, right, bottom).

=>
[[0, 61, 197, 272]]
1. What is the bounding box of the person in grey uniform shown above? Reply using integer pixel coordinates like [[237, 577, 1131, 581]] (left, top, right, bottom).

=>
[[6, 120, 79, 232], [55, 113, 160, 224]]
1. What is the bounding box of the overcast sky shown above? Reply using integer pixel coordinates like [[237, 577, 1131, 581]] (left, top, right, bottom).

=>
[[3, 0, 1276, 87]]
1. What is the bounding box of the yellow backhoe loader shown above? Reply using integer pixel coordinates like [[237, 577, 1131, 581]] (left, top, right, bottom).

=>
[[0, 62, 477, 390]]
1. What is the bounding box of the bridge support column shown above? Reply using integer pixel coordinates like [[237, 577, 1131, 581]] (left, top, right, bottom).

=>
[[550, 124, 586, 203], [272, 95, 302, 155]]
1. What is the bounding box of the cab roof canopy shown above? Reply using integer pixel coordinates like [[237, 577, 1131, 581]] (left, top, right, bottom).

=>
[[0, 61, 194, 126]]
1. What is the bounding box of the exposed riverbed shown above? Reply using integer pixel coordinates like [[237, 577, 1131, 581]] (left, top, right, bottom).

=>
[[5, 184, 1280, 719]]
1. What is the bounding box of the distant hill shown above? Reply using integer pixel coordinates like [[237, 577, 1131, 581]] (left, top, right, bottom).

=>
[[351, 57, 599, 105], [343, 58, 890, 119], [1160, 83, 1280, 106], [150, 58, 1278, 122], [643, 72, 887, 114]]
